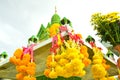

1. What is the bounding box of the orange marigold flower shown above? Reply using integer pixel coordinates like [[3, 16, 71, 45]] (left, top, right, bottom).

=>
[[102, 63, 110, 70], [26, 66, 35, 75], [23, 76, 31, 80], [46, 55, 52, 68], [44, 69, 51, 77], [16, 65, 27, 72], [27, 66, 35, 71], [102, 59, 106, 63], [10, 57, 21, 65], [47, 55, 52, 62], [22, 53, 31, 61], [15, 58, 22, 66], [9, 56, 16, 64], [26, 69, 35, 76], [80, 45, 88, 53], [27, 62, 36, 67], [30, 77, 36, 80], [14, 48, 23, 59], [20, 60, 30, 65], [76, 34, 82, 38], [83, 52, 89, 58], [46, 62, 51, 68], [16, 73, 24, 80], [83, 58, 91, 67]]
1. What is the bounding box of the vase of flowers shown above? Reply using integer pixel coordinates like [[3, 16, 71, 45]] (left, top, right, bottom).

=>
[[91, 12, 120, 54]]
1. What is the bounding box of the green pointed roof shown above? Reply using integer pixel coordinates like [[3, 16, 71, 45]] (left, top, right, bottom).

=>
[[51, 13, 60, 24], [37, 24, 46, 38], [36, 24, 50, 40], [0, 51, 8, 58], [60, 17, 72, 27]]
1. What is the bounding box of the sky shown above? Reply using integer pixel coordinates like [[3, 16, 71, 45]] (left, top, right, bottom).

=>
[[0, 0, 120, 57]]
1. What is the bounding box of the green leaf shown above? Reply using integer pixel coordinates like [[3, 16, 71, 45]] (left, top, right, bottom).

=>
[[36, 76, 82, 80]]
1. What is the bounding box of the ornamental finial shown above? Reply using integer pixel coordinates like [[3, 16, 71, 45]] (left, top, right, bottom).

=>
[[55, 6, 57, 13]]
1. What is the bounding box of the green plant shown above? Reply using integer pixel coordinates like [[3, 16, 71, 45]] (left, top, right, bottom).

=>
[[91, 12, 120, 46]]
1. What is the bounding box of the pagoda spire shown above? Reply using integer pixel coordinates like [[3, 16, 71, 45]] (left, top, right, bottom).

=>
[[55, 6, 57, 13], [51, 6, 60, 24]]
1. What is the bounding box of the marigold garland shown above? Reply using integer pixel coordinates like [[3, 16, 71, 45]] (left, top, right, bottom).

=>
[[49, 23, 60, 37], [85, 35, 116, 80], [10, 46, 36, 80], [92, 47, 116, 80], [44, 26, 91, 79]]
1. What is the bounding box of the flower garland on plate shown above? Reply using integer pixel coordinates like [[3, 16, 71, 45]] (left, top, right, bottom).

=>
[[44, 25, 91, 79], [10, 44, 36, 80], [86, 35, 115, 80]]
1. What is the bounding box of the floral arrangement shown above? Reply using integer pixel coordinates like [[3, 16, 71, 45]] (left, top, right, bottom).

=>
[[44, 26, 91, 79], [86, 35, 115, 80], [48, 23, 60, 37], [9, 44, 36, 80], [91, 47, 114, 80], [91, 12, 120, 47]]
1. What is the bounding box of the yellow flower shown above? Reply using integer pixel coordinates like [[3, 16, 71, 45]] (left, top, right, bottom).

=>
[[92, 64, 107, 79], [79, 54, 84, 59], [61, 52, 67, 58], [71, 58, 83, 67], [59, 58, 69, 66], [66, 48, 79, 54], [64, 63, 73, 73], [49, 70, 58, 79], [54, 55, 61, 61], [100, 77, 107, 80], [93, 47, 102, 54], [50, 61, 57, 68], [55, 66, 64, 76], [82, 52, 89, 58], [57, 34, 62, 46], [93, 59, 103, 64], [23, 76, 36, 80], [49, 23, 60, 37], [79, 70, 86, 77], [62, 69, 72, 78], [67, 52, 78, 60], [107, 76, 116, 80], [60, 45, 65, 52], [93, 54, 103, 60]]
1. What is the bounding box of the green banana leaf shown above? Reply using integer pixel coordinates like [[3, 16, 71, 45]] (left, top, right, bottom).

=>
[[36, 75, 82, 80]]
